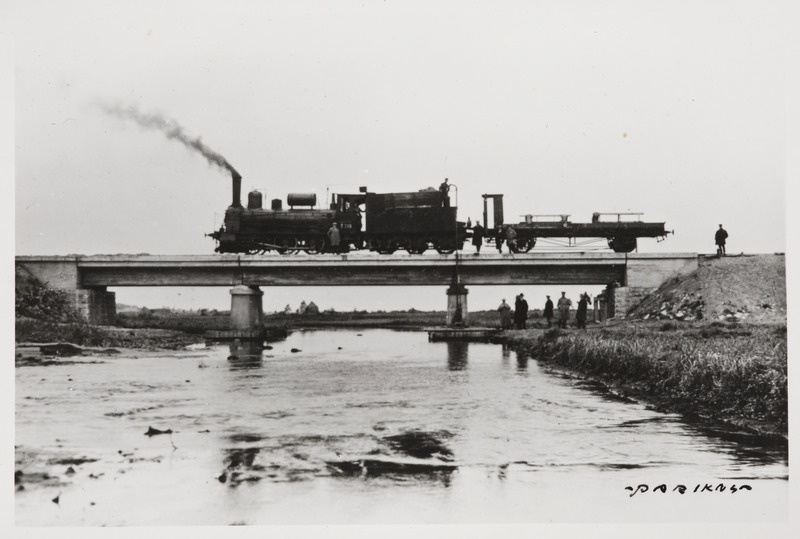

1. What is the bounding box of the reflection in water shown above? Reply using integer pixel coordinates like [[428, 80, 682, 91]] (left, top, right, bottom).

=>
[[227, 340, 264, 363], [220, 446, 266, 486], [515, 350, 529, 371], [500, 344, 511, 369], [446, 341, 469, 370]]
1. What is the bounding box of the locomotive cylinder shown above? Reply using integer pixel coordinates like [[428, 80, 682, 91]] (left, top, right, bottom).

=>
[[287, 193, 317, 207]]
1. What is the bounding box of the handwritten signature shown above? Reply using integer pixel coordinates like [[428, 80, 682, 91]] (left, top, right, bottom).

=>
[[625, 483, 752, 497]]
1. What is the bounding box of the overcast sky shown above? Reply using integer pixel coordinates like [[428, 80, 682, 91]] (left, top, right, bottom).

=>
[[12, 0, 793, 311]]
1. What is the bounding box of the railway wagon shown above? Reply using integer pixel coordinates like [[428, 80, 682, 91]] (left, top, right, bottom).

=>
[[481, 194, 670, 253]]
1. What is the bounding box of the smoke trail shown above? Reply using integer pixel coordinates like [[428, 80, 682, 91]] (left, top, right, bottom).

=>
[[100, 103, 239, 176]]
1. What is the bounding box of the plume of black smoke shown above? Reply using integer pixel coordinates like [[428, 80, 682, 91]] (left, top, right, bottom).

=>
[[100, 103, 239, 177]]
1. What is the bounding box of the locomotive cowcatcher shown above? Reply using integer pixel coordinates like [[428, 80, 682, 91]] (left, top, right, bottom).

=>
[[208, 170, 467, 254]]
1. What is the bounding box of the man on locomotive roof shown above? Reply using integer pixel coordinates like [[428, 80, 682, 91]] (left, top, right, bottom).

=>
[[439, 178, 451, 207]]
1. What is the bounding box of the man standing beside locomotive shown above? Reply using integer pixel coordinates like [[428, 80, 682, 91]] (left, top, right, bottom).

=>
[[505, 225, 518, 253], [327, 222, 341, 254], [715, 224, 728, 256], [495, 226, 505, 253], [471, 222, 485, 254]]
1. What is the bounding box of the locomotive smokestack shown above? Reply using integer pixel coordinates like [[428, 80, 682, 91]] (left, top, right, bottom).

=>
[[229, 166, 242, 208], [99, 103, 243, 200]]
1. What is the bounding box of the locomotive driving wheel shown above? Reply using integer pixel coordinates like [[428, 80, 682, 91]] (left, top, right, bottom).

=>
[[519, 238, 536, 253], [305, 238, 325, 255], [375, 239, 396, 255], [435, 241, 456, 255], [277, 237, 298, 255], [406, 239, 428, 255]]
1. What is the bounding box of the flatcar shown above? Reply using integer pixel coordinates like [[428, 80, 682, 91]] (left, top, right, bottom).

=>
[[480, 194, 670, 253]]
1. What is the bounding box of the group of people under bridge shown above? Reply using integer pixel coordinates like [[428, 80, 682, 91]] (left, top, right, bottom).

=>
[[497, 291, 593, 330]]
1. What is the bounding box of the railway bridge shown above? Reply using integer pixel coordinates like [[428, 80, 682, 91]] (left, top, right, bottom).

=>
[[16, 252, 698, 330]]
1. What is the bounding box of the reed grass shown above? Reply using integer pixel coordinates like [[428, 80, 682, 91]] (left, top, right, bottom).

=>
[[524, 323, 787, 431]]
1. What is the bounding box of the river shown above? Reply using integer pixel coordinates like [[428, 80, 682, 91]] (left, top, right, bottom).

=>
[[15, 329, 788, 525]]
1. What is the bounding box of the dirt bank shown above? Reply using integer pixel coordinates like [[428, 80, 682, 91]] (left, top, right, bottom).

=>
[[15, 318, 203, 355], [627, 253, 786, 323]]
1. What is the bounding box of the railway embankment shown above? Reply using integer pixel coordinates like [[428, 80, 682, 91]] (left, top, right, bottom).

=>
[[497, 254, 787, 438], [15, 266, 201, 352]]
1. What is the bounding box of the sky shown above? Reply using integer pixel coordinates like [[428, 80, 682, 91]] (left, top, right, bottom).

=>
[[11, 0, 794, 312]]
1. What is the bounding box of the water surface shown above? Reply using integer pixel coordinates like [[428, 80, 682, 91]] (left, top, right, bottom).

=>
[[15, 329, 788, 525]]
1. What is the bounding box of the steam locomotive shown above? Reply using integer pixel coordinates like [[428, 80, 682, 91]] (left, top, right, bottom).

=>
[[208, 171, 669, 254], [209, 171, 465, 254]]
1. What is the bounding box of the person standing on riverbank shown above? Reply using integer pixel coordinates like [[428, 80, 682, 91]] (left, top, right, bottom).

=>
[[557, 292, 572, 329], [497, 298, 512, 330], [715, 224, 728, 256], [543, 295, 554, 327], [576, 293, 591, 329], [515, 293, 528, 329]]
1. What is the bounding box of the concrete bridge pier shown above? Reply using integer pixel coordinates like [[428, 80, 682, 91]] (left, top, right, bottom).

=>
[[16, 257, 117, 325], [230, 285, 264, 333], [77, 287, 117, 325], [446, 283, 469, 327]]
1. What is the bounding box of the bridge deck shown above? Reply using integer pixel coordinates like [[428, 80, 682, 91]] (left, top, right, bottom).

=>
[[16, 253, 698, 287]]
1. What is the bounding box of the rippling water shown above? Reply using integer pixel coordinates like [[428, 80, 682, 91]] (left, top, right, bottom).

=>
[[15, 329, 788, 525]]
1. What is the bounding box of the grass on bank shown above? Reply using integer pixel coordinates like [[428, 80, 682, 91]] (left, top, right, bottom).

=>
[[513, 322, 787, 432], [15, 318, 201, 349]]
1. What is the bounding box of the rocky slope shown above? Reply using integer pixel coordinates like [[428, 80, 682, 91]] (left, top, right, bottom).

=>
[[627, 254, 786, 324]]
